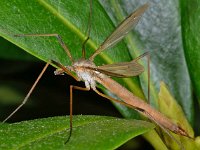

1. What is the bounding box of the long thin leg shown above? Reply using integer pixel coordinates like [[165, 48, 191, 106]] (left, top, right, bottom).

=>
[[94, 89, 138, 109], [14, 34, 74, 63], [3, 61, 50, 122], [134, 53, 185, 149], [134, 52, 150, 103], [65, 85, 90, 143], [130, 52, 184, 149]]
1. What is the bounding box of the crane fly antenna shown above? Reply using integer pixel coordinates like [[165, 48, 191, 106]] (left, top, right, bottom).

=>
[[82, 36, 89, 59], [82, 0, 93, 58]]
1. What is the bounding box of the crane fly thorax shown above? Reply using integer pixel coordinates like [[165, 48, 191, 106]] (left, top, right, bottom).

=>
[[72, 59, 98, 90]]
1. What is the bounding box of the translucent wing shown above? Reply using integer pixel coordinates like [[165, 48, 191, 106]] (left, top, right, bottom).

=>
[[89, 3, 148, 61], [90, 60, 144, 77]]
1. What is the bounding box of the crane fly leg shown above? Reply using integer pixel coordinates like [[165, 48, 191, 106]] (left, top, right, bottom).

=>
[[14, 33, 74, 62], [65, 85, 90, 143], [3, 61, 50, 122], [134, 52, 185, 149], [134, 52, 150, 103], [94, 89, 138, 110]]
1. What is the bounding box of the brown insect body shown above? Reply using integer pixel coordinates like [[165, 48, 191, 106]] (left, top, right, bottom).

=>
[[55, 56, 189, 137]]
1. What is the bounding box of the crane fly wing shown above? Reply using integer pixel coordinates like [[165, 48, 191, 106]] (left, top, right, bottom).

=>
[[89, 3, 148, 61], [91, 60, 144, 77]]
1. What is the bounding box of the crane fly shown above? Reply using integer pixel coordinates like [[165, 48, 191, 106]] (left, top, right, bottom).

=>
[[3, 1, 190, 146]]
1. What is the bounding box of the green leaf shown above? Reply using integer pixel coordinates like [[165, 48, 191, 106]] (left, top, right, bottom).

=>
[[0, 116, 154, 149], [181, 0, 200, 103]]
